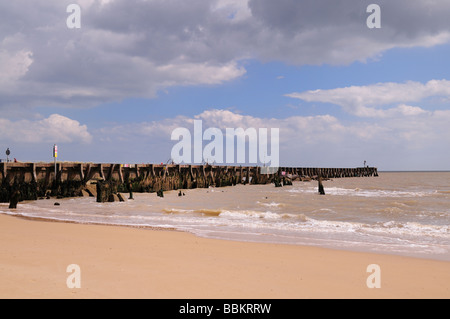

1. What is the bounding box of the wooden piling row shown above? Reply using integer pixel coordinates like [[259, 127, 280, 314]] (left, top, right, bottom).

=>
[[0, 162, 378, 203]]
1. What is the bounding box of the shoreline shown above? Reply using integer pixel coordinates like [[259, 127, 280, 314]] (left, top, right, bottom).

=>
[[3, 180, 449, 263], [2, 171, 449, 264], [0, 213, 449, 299], [2, 212, 180, 232], [4, 207, 449, 263]]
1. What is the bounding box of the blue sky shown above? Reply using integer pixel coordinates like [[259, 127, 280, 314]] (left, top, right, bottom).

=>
[[1, 0, 450, 170], [37, 43, 450, 126]]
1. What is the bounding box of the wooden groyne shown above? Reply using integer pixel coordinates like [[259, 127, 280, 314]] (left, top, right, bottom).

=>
[[0, 162, 378, 203]]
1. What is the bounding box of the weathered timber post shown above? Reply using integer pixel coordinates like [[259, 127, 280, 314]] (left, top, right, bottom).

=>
[[9, 189, 21, 209], [318, 175, 325, 195], [96, 180, 118, 203], [127, 181, 133, 200]]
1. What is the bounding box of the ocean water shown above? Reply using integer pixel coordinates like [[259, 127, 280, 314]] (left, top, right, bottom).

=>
[[1, 172, 449, 261]]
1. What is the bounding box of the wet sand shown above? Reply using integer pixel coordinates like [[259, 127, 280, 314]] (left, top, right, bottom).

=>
[[0, 214, 448, 299]]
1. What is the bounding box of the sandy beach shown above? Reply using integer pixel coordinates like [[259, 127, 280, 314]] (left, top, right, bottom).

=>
[[0, 214, 448, 299]]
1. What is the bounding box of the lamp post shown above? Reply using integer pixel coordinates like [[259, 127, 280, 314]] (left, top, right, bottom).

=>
[[53, 144, 58, 181], [6, 148, 10, 162]]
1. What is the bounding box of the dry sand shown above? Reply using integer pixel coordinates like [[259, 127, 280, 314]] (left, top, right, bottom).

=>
[[0, 214, 448, 299]]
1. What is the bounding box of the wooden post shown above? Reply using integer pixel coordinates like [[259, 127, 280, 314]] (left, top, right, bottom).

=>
[[318, 175, 325, 195]]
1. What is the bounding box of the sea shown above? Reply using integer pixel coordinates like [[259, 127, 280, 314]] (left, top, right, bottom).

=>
[[1, 172, 449, 261]]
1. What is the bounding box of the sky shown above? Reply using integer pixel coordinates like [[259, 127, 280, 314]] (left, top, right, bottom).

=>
[[1, 0, 449, 171]]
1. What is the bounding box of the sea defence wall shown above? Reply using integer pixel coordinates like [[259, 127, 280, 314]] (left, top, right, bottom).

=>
[[0, 162, 378, 203]]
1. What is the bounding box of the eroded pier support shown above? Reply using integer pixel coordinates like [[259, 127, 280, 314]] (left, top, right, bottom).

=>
[[0, 162, 378, 203]]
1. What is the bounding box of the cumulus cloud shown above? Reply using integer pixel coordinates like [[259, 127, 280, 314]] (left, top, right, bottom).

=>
[[0, 114, 92, 144], [286, 79, 450, 117], [1, 0, 450, 110], [93, 108, 450, 169], [0, 49, 33, 84]]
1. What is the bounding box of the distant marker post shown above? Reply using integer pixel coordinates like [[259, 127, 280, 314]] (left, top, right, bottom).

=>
[[53, 144, 58, 181]]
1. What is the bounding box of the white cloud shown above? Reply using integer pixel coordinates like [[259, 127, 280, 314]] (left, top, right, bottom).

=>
[[0, 49, 33, 85], [100, 107, 450, 145], [286, 79, 450, 117], [388, 104, 429, 117], [1, 1, 450, 110], [0, 114, 92, 144], [85, 108, 450, 169], [155, 60, 246, 86], [212, 0, 252, 21]]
